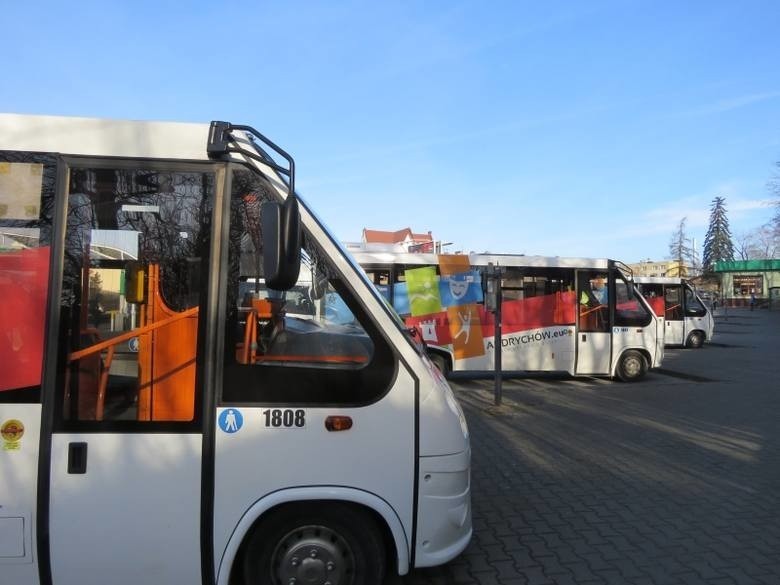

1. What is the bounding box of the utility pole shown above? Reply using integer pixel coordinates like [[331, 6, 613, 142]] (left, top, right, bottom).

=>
[[485, 263, 504, 406]]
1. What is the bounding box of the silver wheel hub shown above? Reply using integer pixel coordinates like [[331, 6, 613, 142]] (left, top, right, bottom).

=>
[[624, 356, 641, 377], [274, 525, 354, 585]]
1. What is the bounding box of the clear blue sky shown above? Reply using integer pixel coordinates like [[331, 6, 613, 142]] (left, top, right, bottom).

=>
[[3, 1, 779, 262]]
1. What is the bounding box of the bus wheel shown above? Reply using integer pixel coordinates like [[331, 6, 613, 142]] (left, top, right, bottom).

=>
[[243, 503, 385, 585], [429, 353, 450, 377], [686, 331, 704, 349], [616, 350, 646, 382]]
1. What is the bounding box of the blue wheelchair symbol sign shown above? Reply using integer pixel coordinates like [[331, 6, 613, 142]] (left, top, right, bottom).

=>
[[219, 409, 243, 433]]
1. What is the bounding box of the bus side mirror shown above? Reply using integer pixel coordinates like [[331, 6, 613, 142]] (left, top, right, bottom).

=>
[[262, 197, 301, 290], [125, 262, 146, 304]]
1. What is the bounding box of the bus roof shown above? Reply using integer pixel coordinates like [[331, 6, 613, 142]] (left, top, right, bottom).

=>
[[0, 113, 210, 161], [634, 276, 686, 285], [351, 251, 613, 270]]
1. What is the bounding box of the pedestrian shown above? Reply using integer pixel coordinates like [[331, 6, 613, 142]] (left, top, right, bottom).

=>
[[750, 292, 756, 311]]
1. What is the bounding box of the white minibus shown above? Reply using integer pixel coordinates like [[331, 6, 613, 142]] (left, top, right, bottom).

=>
[[354, 252, 664, 382], [0, 114, 471, 585], [635, 276, 714, 348]]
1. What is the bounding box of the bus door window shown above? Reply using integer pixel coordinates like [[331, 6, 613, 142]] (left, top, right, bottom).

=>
[[578, 271, 609, 332], [58, 167, 213, 424], [665, 285, 683, 321], [222, 169, 395, 406]]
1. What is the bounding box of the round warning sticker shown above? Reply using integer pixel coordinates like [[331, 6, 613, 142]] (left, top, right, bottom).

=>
[[1, 419, 25, 451]]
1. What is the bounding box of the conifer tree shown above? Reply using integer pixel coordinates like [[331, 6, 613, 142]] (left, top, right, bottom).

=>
[[702, 196, 734, 273]]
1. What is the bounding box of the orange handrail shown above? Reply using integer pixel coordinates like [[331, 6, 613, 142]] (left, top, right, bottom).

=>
[[68, 306, 199, 362], [68, 306, 198, 421], [579, 303, 606, 317], [260, 354, 369, 364]]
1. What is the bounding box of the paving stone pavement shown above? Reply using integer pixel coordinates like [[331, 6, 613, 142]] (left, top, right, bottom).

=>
[[390, 308, 780, 585]]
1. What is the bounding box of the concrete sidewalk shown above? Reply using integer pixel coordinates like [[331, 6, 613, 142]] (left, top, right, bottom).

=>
[[396, 306, 780, 585]]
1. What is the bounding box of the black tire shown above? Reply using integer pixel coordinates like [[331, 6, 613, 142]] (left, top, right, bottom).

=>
[[242, 502, 385, 585], [616, 350, 647, 382], [429, 352, 450, 377], [686, 331, 704, 349]]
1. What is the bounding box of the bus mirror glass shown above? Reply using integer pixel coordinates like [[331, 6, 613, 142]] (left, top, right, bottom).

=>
[[262, 198, 301, 290], [125, 262, 146, 304]]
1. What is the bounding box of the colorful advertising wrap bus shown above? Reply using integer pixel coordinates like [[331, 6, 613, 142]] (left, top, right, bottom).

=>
[[635, 276, 714, 348], [354, 252, 665, 382], [0, 114, 471, 585]]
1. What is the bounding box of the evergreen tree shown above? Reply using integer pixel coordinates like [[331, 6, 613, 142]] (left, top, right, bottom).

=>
[[701, 196, 734, 272]]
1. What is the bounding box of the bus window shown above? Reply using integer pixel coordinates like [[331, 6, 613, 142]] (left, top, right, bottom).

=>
[[665, 286, 683, 321], [684, 286, 707, 317], [614, 278, 652, 327], [637, 283, 665, 317], [222, 169, 395, 405], [502, 267, 576, 328], [363, 268, 392, 302], [0, 153, 56, 402], [57, 167, 214, 424]]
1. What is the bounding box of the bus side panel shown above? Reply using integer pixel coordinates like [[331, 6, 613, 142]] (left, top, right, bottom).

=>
[[611, 325, 659, 370], [0, 403, 40, 585], [213, 367, 418, 577], [492, 292, 577, 372], [407, 291, 577, 374], [48, 433, 202, 585]]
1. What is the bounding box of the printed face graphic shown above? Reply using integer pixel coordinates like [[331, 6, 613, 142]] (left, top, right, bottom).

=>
[[449, 278, 469, 300]]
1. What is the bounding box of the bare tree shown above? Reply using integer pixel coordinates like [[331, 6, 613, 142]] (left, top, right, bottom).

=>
[[668, 217, 695, 276], [751, 224, 779, 259], [769, 161, 780, 231], [734, 224, 779, 260], [734, 230, 754, 261]]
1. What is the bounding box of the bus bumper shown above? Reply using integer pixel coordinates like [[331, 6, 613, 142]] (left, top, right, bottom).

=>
[[414, 448, 472, 568]]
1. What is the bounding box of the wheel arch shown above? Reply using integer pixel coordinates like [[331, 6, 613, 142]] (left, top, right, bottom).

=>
[[216, 486, 410, 585]]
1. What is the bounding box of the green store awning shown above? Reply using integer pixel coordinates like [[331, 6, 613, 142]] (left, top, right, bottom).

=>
[[714, 259, 780, 272]]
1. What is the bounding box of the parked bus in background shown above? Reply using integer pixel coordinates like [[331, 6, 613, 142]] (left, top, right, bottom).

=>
[[0, 114, 471, 585], [635, 276, 714, 348], [354, 252, 664, 382]]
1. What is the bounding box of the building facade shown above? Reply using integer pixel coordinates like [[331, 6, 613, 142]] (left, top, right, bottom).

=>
[[713, 259, 780, 307], [344, 227, 436, 253], [628, 259, 692, 278]]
